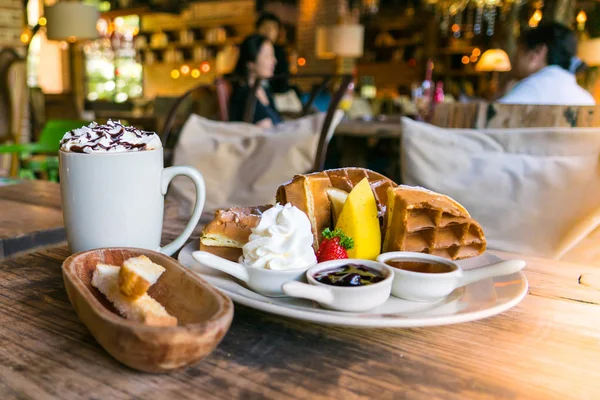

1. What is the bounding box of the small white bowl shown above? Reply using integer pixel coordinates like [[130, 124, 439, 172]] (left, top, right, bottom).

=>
[[192, 251, 311, 297], [377, 251, 526, 302], [281, 259, 394, 312]]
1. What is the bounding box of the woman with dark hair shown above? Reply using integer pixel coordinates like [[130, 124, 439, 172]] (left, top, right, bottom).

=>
[[255, 12, 290, 94], [229, 34, 282, 127], [499, 22, 595, 105]]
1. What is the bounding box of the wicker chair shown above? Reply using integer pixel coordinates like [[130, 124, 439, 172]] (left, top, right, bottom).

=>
[[431, 102, 600, 129]]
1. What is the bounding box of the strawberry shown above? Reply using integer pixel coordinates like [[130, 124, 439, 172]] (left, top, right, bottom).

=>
[[315, 228, 355, 263]]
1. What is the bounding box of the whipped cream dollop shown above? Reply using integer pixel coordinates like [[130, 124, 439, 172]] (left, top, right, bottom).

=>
[[242, 203, 317, 270], [60, 120, 162, 153]]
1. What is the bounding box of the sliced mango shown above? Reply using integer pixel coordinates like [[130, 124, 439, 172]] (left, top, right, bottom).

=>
[[334, 178, 381, 260]]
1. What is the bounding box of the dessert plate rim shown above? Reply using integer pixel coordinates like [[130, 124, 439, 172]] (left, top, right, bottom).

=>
[[178, 240, 528, 328]]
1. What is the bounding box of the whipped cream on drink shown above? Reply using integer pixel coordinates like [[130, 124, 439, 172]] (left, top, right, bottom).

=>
[[242, 203, 316, 270], [60, 120, 162, 153]]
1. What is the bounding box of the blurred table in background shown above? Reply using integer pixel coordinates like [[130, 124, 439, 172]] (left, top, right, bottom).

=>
[[0, 180, 65, 258], [335, 116, 404, 138], [332, 116, 404, 183]]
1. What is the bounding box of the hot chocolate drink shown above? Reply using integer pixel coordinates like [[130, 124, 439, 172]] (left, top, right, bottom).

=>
[[60, 120, 162, 153], [59, 119, 205, 256]]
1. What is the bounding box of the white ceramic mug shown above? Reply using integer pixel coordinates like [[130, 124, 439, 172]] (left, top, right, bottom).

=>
[[59, 148, 206, 256]]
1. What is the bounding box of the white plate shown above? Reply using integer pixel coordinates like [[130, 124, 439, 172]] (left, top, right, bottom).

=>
[[178, 240, 528, 328]]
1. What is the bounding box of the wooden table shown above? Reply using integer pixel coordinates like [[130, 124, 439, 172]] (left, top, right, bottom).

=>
[[2, 184, 600, 399], [0, 180, 65, 258]]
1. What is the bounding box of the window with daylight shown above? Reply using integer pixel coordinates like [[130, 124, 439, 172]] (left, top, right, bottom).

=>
[[85, 14, 143, 103]]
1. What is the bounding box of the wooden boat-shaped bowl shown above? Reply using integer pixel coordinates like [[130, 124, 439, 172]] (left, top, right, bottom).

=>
[[62, 247, 234, 373]]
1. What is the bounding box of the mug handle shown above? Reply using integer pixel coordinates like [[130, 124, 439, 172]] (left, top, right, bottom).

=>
[[158, 166, 206, 256]]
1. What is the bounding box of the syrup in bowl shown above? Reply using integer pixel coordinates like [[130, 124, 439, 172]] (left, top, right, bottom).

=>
[[385, 259, 455, 274], [378, 251, 526, 302]]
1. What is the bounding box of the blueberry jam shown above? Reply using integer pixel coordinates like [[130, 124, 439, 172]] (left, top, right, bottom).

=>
[[313, 264, 385, 287]]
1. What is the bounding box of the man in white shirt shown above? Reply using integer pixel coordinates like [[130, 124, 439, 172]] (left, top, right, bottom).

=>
[[499, 22, 595, 105]]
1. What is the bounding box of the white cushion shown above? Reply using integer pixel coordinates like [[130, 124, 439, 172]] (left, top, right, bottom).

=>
[[273, 90, 303, 113], [170, 112, 343, 214], [401, 117, 600, 260]]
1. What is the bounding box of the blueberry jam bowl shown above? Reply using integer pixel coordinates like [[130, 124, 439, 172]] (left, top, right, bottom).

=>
[[313, 263, 387, 287], [282, 259, 394, 312]]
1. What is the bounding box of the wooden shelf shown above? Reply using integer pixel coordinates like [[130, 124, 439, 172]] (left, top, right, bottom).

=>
[[140, 37, 242, 53], [141, 16, 254, 33], [356, 61, 421, 87], [144, 63, 216, 68], [145, 40, 238, 50], [364, 15, 429, 31], [433, 70, 482, 77], [435, 47, 477, 55], [374, 39, 423, 48], [358, 61, 419, 67], [0, 40, 24, 47], [145, 43, 194, 50], [101, 7, 152, 19]]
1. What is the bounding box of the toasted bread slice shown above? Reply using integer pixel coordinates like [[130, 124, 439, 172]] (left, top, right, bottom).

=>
[[200, 206, 270, 247], [92, 263, 177, 327], [200, 206, 271, 261], [118, 255, 165, 299]]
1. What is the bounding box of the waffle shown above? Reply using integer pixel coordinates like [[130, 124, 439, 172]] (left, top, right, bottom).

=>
[[200, 205, 271, 261], [276, 168, 397, 247], [382, 186, 486, 260]]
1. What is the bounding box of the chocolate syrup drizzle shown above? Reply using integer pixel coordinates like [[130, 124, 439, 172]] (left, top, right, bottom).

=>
[[60, 121, 156, 153]]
